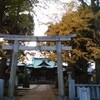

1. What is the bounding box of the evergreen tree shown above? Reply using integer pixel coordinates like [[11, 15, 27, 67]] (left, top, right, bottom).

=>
[[0, 0, 37, 35], [0, 0, 38, 59]]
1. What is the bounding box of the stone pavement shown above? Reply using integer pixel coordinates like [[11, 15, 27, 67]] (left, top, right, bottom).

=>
[[16, 84, 58, 100]]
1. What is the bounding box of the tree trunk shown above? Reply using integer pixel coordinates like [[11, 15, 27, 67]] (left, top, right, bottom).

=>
[[95, 58, 100, 83], [0, 1, 5, 28]]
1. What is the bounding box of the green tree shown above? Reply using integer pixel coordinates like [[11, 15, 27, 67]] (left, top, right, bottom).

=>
[[0, 0, 38, 60], [0, 0, 37, 35], [79, 0, 100, 13]]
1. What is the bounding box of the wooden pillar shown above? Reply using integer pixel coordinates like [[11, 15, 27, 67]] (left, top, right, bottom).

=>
[[8, 40, 19, 100], [56, 41, 66, 100]]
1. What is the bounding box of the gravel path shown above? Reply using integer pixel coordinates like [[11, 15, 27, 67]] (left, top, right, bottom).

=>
[[16, 84, 57, 100]]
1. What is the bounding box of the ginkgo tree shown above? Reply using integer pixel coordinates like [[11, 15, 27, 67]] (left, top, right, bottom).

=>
[[78, 0, 100, 83], [46, 7, 100, 62], [44, 2, 100, 83]]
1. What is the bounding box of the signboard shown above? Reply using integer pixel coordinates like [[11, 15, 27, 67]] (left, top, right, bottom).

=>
[[78, 87, 90, 100]]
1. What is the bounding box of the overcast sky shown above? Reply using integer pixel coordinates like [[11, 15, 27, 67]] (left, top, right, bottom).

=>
[[25, 0, 80, 63], [33, 0, 80, 36], [24, 0, 94, 66]]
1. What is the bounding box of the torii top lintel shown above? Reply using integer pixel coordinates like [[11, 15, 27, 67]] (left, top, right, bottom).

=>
[[0, 33, 76, 42]]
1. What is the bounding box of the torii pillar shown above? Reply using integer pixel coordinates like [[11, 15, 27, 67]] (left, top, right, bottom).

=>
[[8, 40, 19, 100]]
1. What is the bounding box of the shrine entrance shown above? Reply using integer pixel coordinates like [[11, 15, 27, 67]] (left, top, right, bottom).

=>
[[18, 58, 57, 85], [30, 67, 57, 84], [0, 33, 76, 100]]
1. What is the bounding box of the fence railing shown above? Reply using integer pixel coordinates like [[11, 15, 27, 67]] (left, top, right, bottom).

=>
[[69, 79, 100, 100]]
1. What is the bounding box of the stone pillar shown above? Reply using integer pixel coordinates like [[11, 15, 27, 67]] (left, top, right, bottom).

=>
[[67, 71, 72, 81], [56, 41, 67, 100], [0, 79, 4, 100], [8, 40, 19, 100]]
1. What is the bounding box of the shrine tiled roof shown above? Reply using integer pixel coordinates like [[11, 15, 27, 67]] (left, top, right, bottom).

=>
[[27, 58, 57, 68]]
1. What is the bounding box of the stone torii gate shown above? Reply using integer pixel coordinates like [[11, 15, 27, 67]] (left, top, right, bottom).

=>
[[0, 33, 76, 100]]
